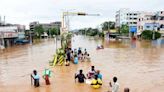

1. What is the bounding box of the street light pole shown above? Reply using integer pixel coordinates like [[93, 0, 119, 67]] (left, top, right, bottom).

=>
[[56, 25, 59, 52], [29, 30, 32, 45]]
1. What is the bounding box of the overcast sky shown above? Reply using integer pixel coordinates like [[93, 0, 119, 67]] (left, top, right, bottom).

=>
[[0, 0, 163, 29]]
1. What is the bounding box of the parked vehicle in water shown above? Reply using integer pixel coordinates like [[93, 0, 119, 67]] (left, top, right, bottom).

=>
[[14, 39, 30, 44]]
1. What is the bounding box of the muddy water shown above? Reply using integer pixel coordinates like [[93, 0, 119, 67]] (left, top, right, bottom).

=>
[[0, 36, 164, 92]]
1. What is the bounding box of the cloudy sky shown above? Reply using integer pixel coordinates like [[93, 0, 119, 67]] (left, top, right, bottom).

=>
[[0, 0, 163, 29]]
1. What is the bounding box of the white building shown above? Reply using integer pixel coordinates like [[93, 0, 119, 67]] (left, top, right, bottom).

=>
[[116, 9, 164, 35], [137, 11, 164, 34], [116, 8, 139, 28]]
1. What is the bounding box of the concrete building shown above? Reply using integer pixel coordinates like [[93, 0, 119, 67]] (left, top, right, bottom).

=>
[[29, 21, 39, 31], [116, 8, 139, 29], [0, 25, 25, 48], [137, 11, 164, 34], [116, 9, 164, 35]]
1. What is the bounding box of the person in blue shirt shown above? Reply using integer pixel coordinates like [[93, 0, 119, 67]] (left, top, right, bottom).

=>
[[31, 70, 40, 87], [96, 70, 102, 80], [74, 54, 78, 64]]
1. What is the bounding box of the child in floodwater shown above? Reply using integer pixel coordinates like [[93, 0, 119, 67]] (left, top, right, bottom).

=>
[[31, 70, 40, 87], [74, 54, 78, 64], [70, 50, 74, 62], [81, 54, 84, 62], [84, 49, 88, 59], [86, 54, 91, 61], [96, 70, 102, 80], [42, 69, 51, 85]]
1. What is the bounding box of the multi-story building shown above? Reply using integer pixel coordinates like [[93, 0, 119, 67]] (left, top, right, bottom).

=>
[[29, 21, 39, 31], [116, 9, 164, 35], [137, 11, 164, 34], [116, 8, 139, 33]]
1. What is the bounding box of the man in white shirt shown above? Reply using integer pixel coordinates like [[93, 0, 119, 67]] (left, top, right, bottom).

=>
[[109, 77, 119, 92]]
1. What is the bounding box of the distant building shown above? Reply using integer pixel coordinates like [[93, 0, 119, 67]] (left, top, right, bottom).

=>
[[0, 24, 25, 48], [29, 21, 39, 31], [116, 9, 164, 35], [115, 8, 139, 28], [137, 11, 164, 34], [29, 21, 61, 32]]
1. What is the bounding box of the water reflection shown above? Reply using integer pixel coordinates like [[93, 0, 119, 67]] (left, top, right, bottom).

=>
[[0, 35, 164, 92]]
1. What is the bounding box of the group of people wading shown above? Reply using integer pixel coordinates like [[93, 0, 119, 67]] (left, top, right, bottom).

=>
[[31, 68, 52, 87], [75, 66, 103, 89], [30, 47, 130, 92], [65, 47, 90, 66]]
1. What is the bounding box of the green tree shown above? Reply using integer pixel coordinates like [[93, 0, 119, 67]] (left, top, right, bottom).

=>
[[51, 28, 58, 35], [141, 30, 161, 40], [120, 24, 129, 35], [101, 21, 115, 31], [47, 28, 60, 37], [79, 29, 86, 35], [89, 28, 99, 36], [34, 25, 44, 38]]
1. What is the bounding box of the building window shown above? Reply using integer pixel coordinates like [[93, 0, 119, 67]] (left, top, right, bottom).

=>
[[134, 13, 137, 15], [134, 18, 137, 20], [147, 18, 149, 20], [139, 18, 141, 21], [146, 26, 150, 28], [160, 24, 164, 28], [160, 17, 164, 20], [130, 18, 132, 20], [161, 11, 163, 14], [133, 22, 137, 24], [130, 14, 132, 15]]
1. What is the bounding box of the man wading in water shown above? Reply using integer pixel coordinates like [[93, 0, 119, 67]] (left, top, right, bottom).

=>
[[31, 70, 40, 87], [75, 70, 86, 83], [109, 77, 119, 92]]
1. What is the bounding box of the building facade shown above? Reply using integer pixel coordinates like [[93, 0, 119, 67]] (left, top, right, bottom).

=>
[[137, 11, 164, 34], [116, 9, 164, 35], [116, 8, 139, 29], [0, 25, 25, 48]]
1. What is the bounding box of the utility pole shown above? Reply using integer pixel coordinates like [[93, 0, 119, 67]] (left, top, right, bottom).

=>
[[55, 25, 59, 52], [152, 15, 157, 40], [29, 30, 32, 45]]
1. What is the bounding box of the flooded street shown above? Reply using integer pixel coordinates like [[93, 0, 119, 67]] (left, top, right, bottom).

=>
[[0, 35, 164, 92]]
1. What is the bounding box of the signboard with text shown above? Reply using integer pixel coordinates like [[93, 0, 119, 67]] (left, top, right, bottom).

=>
[[3, 32, 18, 38], [130, 26, 137, 33]]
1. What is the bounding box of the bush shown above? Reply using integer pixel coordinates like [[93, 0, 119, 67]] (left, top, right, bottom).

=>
[[155, 31, 161, 39], [98, 32, 104, 37], [141, 30, 161, 40]]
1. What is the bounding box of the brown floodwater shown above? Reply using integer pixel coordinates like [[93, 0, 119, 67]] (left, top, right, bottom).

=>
[[0, 35, 164, 92]]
